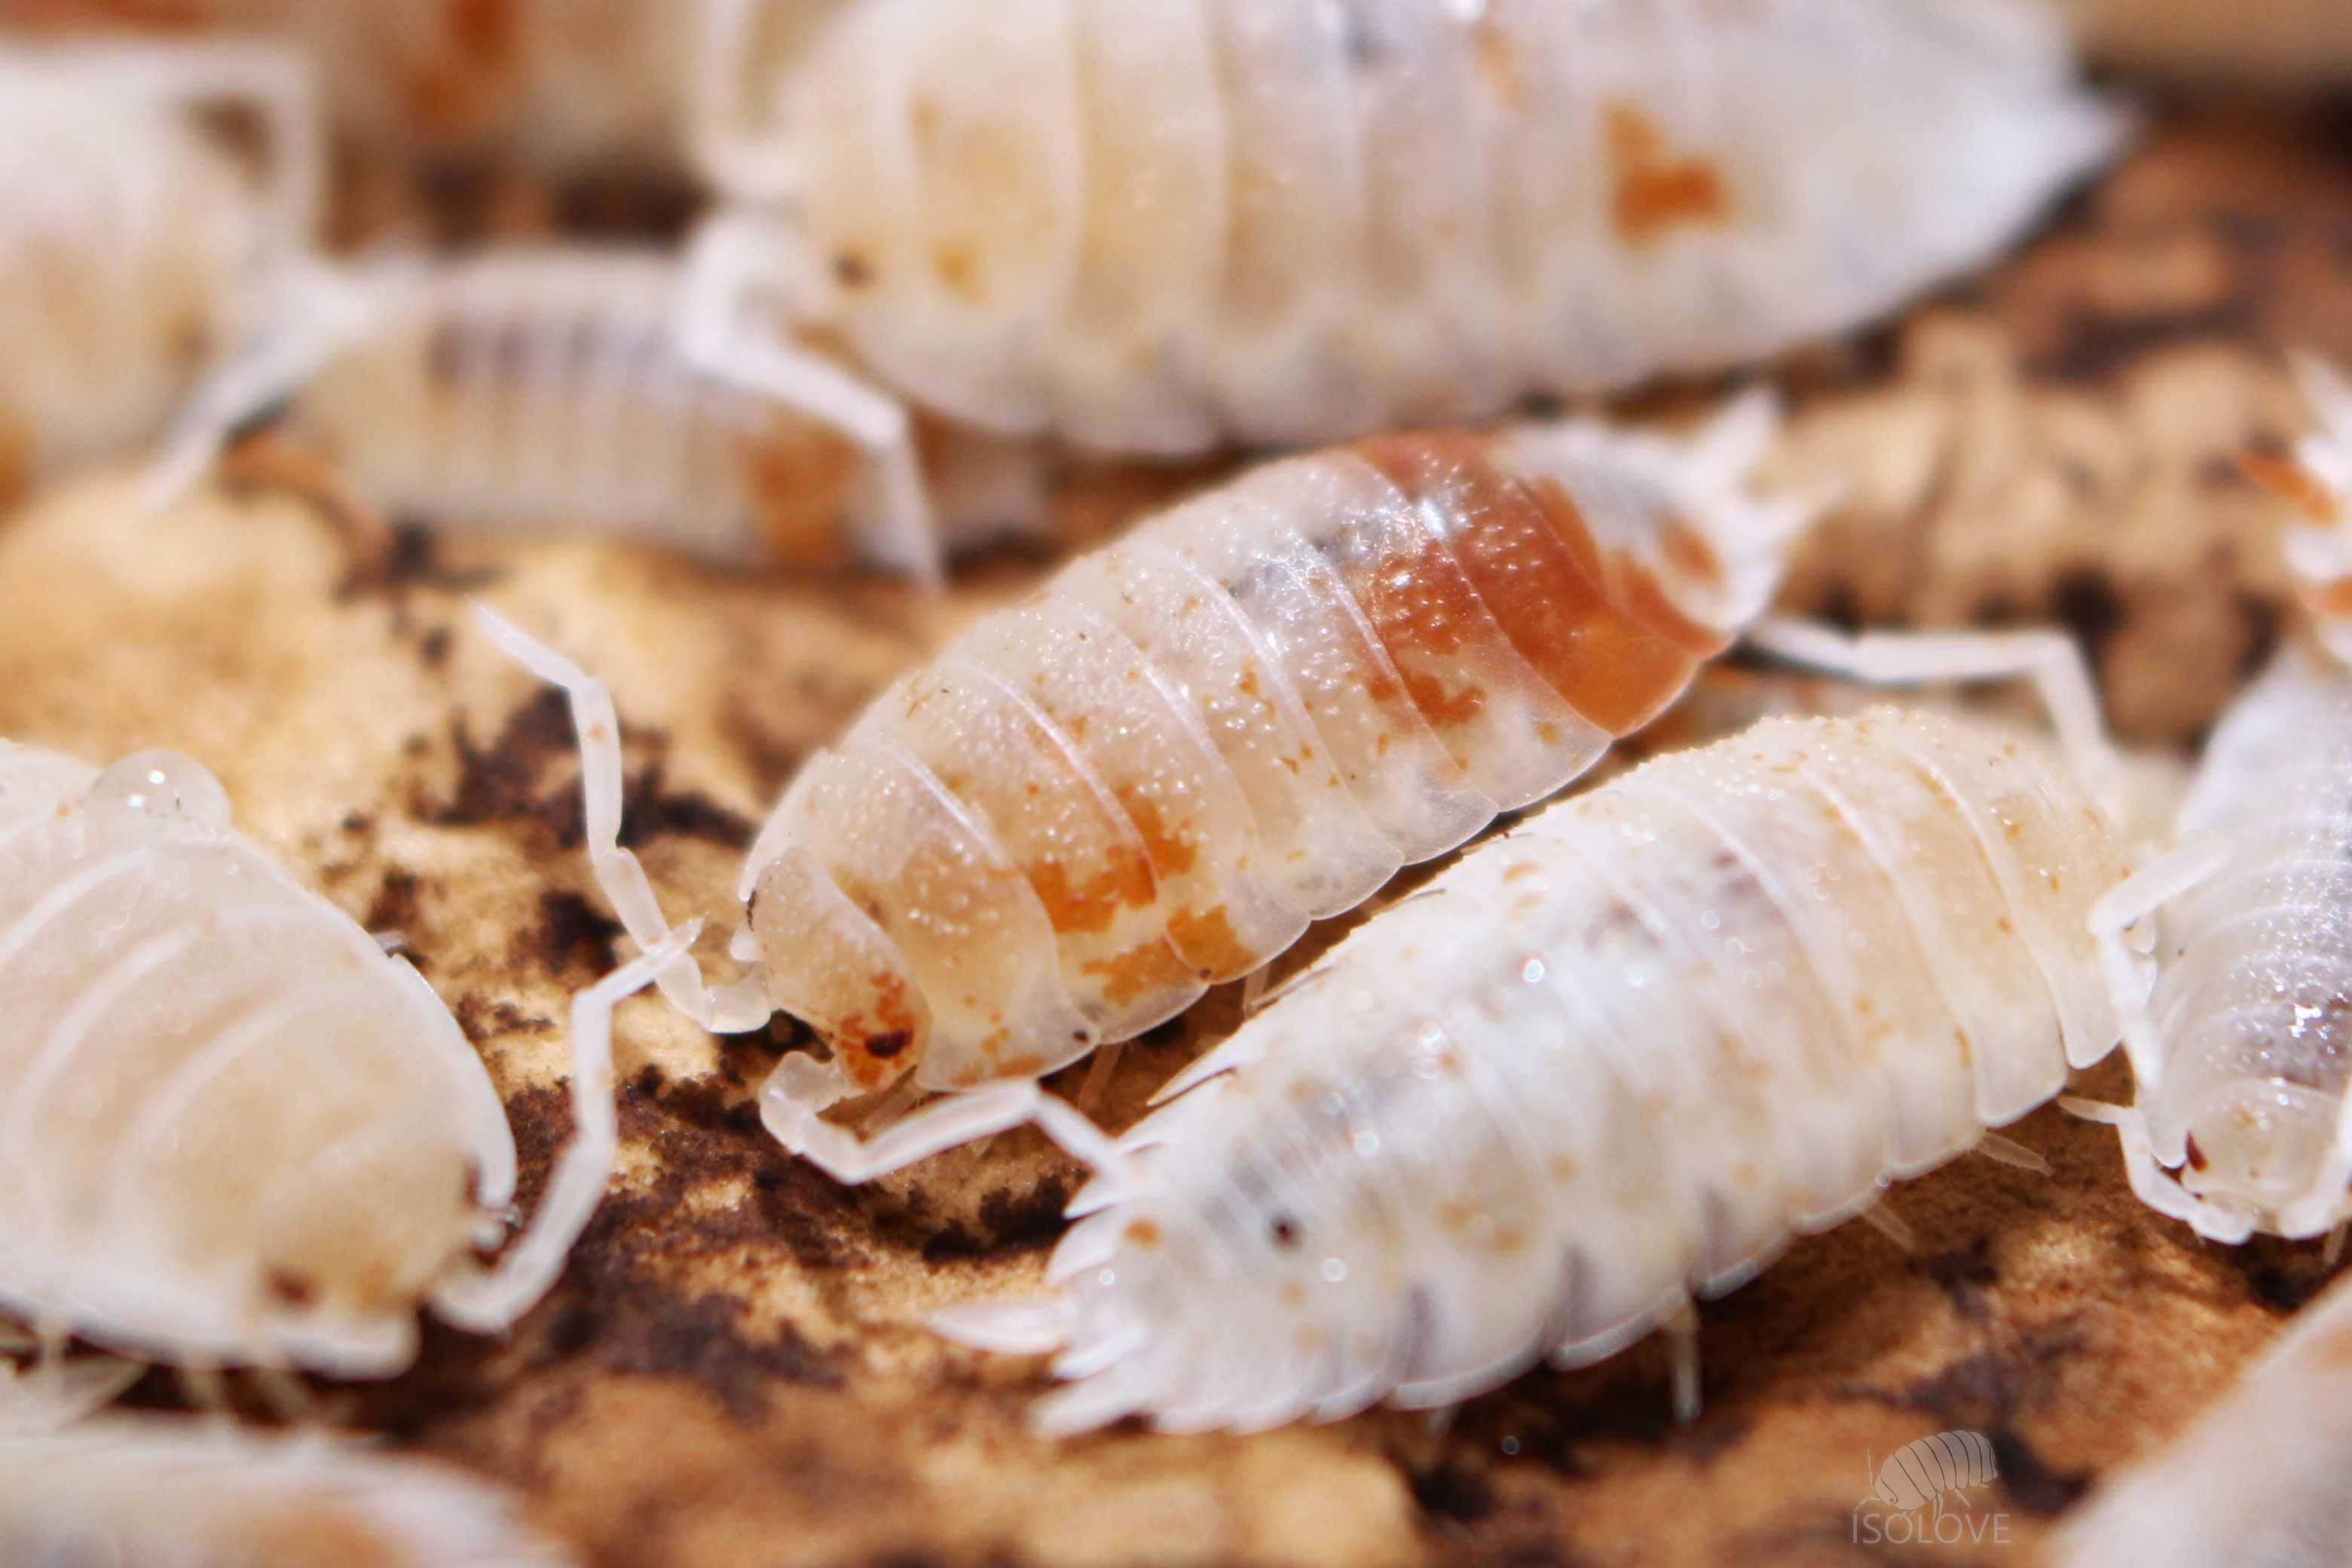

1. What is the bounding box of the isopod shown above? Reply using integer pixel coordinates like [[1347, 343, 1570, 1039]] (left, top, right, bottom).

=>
[[929, 686, 2129, 1433], [483, 393, 1820, 1185], [147, 244, 1044, 579], [1864, 1429, 1998, 1515], [2069, 357, 2352, 1243], [2054, 1268, 2352, 1568], [0, 36, 321, 505], [0, 738, 684, 1383], [679, 0, 2126, 543], [0, 1417, 577, 1566]]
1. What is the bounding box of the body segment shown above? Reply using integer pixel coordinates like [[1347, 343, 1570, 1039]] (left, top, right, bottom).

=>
[[0, 738, 672, 1378], [935, 709, 2125, 1432]]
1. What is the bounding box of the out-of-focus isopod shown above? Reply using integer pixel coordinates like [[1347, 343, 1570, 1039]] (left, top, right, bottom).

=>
[[2070, 359, 2352, 1245], [930, 683, 2128, 1433], [0, 37, 320, 504], [678, 0, 2127, 548], [0, 738, 685, 1383], [2054, 1269, 2352, 1568], [483, 393, 1820, 1184], [0, 1417, 578, 1566], [146, 244, 1046, 579]]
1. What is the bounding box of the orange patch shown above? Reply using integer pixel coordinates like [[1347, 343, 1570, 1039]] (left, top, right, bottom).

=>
[[739, 415, 860, 569], [825, 969, 925, 1093], [1081, 937, 1196, 1009], [1114, 789, 1200, 877], [933, 243, 983, 301], [1029, 848, 1157, 936], [0, 420, 33, 515], [1606, 99, 1731, 243], [1166, 906, 1259, 982], [2307, 577, 2352, 622], [1124, 1217, 1162, 1249], [1471, 17, 1525, 111], [2242, 450, 2340, 523], [1503, 860, 1542, 883]]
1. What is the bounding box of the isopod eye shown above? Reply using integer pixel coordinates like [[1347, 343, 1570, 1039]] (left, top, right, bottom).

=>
[[90, 749, 233, 833]]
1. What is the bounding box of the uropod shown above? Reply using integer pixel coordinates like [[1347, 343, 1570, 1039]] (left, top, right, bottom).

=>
[[146, 243, 1047, 580], [2069, 357, 2352, 1246], [0, 36, 322, 503], [931, 671, 2132, 1434], [0, 1417, 579, 1566], [0, 739, 685, 1392], [483, 393, 1815, 1184], [678, 0, 2127, 546]]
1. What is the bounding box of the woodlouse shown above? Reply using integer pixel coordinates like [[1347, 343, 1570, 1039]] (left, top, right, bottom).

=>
[[484, 394, 1818, 1186], [682, 0, 2124, 546], [931, 692, 2128, 1433], [1864, 1429, 1999, 1514], [146, 244, 1045, 579], [2070, 358, 2352, 1244], [0, 37, 320, 505], [0, 740, 684, 1382], [0, 1417, 578, 1565]]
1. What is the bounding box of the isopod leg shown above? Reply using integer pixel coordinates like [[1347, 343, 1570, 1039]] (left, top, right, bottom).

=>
[[1974, 1130, 2053, 1175], [2088, 836, 2230, 1087], [675, 214, 941, 584], [1858, 1201, 1917, 1252], [760, 1053, 1136, 1193], [431, 924, 701, 1333], [1664, 1304, 1702, 1425], [470, 605, 769, 1030], [2060, 1097, 2256, 1242], [1743, 619, 2123, 823]]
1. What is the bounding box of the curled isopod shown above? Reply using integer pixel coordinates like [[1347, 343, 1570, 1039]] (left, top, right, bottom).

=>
[[0, 1417, 577, 1566], [0, 738, 683, 1384], [484, 393, 1818, 1186], [0, 37, 321, 504], [2071, 358, 2352, 1244], [146, 243, 1048, 579], [2054, 1269, 2352, 1568], [678, 0, 2126, 544], [1864, 1429, 1998, 1514], [929, 685, 2129, 1433]]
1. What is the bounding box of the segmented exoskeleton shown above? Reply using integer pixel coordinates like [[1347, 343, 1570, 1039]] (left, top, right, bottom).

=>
[[2071, 359, 2352, 1244], [931, 703, 2127, 1433], [0, 37, 320, 503], [484, 393, 1815, 1185], [149, 245, 1044, 576], [0, 1417, 578, 1566], [680, 0, 2126, 558], [0, 739, 682, 1382]]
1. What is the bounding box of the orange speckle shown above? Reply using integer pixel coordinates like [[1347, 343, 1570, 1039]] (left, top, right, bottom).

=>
[[2242, 450, 2340, 522], [1124, 1218, 1162, 1249], [1081, 937, 1196, 1008], [1606, 99, 1731, 243], [1028, 847, 1157, 935], [1503, 861, 1542, 883], [1166, 905, 1259, 982], [1114, 789, 1199, 877], [933, 243, 983, 301]]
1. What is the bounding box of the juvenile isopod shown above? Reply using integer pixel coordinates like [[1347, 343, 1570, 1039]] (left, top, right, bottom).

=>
[[146, 244, 1046, 579], [0, 738, 684, 1386], [0, 36, 322, 506], [929, 683, 2130, 1433], [2054, 1268, 2352, 1568], [2069, 358, 2352, 1244], [483, 393, 1822, 1185], [1864, 1429, 1999, 1515], [0, 1417, 578, 1566], [678, 0, 2127, 544]]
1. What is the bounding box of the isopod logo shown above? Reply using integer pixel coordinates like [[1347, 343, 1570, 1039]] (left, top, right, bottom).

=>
[[1852, 1429, 2011, 1548]]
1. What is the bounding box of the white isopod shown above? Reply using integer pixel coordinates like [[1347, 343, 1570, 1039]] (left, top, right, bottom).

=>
[[0, 1417, 577, 1566], [2069, 357, 2352, 1244], [1864, 1429, 1999, 1515], [146, 243, 1046, 579], [677, 0, 2127, 549], [2054, 1268, 2352, 1568], [0, 739, 683, 1389], [928, 686, 2129, 1433], [0, 36, 321, 505], [483, 393, 1826, 1188]]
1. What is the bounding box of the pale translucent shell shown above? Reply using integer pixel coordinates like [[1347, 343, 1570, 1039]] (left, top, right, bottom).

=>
[[0, 741, 513, 1375]]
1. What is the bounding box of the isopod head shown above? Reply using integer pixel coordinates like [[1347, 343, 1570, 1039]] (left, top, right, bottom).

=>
[[2173, 1077, 2343, 1233]]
